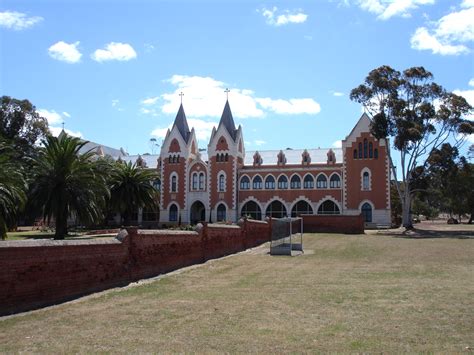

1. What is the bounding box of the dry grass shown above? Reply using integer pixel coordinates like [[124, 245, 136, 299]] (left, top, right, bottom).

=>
[[1, 227, 473, 353]]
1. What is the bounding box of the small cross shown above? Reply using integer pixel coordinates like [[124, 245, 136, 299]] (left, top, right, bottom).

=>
[[179, 92, 184, 104], [62, 122, 65, 130], [224, 88, 230, 100]]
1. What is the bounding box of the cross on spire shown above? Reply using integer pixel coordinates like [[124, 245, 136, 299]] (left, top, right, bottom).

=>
[[224, 88, 230, 101], [62, 122, 65, 131], [179, 92, 184, 104]]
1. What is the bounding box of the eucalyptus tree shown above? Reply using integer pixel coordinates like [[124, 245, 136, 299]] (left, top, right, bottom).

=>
[[351, 66, 473, 228], [30, 133, 109, 239], [109, 161, 159, 226]]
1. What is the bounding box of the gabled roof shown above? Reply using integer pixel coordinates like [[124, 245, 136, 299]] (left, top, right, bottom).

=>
[[172, 104, 191, 143], [218, 100, 237, 141]]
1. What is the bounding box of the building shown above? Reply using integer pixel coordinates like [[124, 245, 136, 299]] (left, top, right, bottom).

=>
[[144, 100, 391, 227]]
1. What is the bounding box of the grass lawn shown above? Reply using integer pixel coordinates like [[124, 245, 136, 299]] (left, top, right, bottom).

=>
[[5, 230, 116, 240], [0, 231, 473, 352]]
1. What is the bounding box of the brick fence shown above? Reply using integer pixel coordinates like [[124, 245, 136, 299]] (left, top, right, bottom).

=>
[[0, 219, 271, 316], [301, 214, 365, 234]]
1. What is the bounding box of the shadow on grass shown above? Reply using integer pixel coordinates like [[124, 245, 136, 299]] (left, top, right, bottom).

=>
[[380, 227, 474, 240]]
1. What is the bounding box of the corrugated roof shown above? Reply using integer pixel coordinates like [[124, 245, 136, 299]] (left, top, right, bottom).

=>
[[79, 140, 127, 158], [244, 148, 342, 166]]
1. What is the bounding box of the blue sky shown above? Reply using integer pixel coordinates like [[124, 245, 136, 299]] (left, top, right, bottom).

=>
[[1, 0, 473, 159]]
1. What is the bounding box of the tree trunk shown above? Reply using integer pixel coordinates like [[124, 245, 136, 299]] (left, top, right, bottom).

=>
[[54, 207, 68, 240], [401, 193, 413, 229]]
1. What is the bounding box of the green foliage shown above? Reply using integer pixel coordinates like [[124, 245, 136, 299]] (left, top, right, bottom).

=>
[[350, 65, 473, 228], [0, 139, 27, 239], [109, 161, 159, 225], [29, 133, 109, 239]]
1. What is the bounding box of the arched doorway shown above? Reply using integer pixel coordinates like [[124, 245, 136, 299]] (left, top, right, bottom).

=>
[[241, 200, 262, 220], [190, 201, 206, 224], [361, 202, 372, 222], [216, 203, 226, 222], [317, 200, 340, 215], [266, 200, 287, 218], [291, 200, 313, 217]]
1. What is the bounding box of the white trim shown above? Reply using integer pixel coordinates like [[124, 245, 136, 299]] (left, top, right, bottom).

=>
[[329, 172, 342, 189], [289, 196, 315, 214], [315, 196, 342, 214], [263, 197, 289, 216], [276, 173, 289, 189], [361, 167, 372, 191], [217, 170, 227, 192], [358, 199, 374, 211], [316, 172, 328, 189], [264, 173, 276, 189], [251, 174, 263, 190], [289, 173, 302, 189], [169, 172, 179, 193]]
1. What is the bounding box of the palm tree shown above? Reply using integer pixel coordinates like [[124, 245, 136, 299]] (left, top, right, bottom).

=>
[[109, 161, 158, 225], [0, 141, 27, 239], [30, 133, 109, 239]]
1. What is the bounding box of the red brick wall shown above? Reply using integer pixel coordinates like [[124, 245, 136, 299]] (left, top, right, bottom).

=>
[[0, 219, 270, 316], [302, 215, 364, 234]]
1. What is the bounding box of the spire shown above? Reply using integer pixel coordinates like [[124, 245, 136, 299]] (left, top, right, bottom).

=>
[[219, 100, 237, 141], [172, 103, 191, 143]]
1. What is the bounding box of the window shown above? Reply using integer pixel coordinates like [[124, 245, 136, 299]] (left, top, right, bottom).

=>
[[358, 143, 362, 158], [241, 201, 262, 220], [330, 174, 341, 188], [225, 153, 229, 162], [277, 175, 288, 189], [169, 204, 178, 222], [317, 200, 340, 215], [361, 202, 372, 222], [217, 204, 226, 222], [152, 179, 161, 191], [199, 173, 205, 190], [240, 176, 250, 190], [265, 200, 287, 218], [374, 148, 378, 159], [216, 154, 221, 162], [265, 175, 275, 189], [192, 173, 198, 190], [363, 171, 370, 190], [253, 176, 262, 189], [303, 175, 314, 189], [168, 155, 172, 164], [291, 200, 313, 217], [316, 174, 327, 189], [369, 142, 373, 158], [290, 175, 301, 189], [353, 149, 358, 159], [171, 175, 177, 192], [363, 139, 368, 158], [218, 174, 225, 192]]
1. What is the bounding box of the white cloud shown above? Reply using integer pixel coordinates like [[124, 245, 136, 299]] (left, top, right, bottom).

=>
[[260, 7, 308, 26], [255, 140, 266, 146], [50, 126, 82, 138], [160, 75, 321, 119], [462, 0, 474, 7], [0, 11, 43, 30], [345, 0, 434, 20], [37, 109, 63, 125], [453, 88, 474, 120], [256, 98, 321, 115], [144, 43, 155, 53], [112, 99, 119, 107], [91, 42, 137, 62], [469, 78, 474, 87], [304, 35, 313, 40], [332, 91, 344, 97], [333, 140, 343, 148], [141, 96, 160, 105], [62, 111, 71, 118], [48, 41, 82, 63], [410, 5, 474, 55]]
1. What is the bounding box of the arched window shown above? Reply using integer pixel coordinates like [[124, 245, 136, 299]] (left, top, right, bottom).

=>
[[217, 204, 226, 222], [171, 175, 177, 192], [304, 175, 314, 189], [353, 149, 357, 159], [240, 176, 250, 190], [216, 154, 221, 162], [291, 200, 313, 217], [253, 176, 263, 189], [358, 142, 362, 158], [168, 155, 172, 164], [218, 174, 226, 192], [374, 148, 379, 159], [277, 175, 288, 189], [316, 174, 327, 189], [363, 171, 370, 190], [152, 179, 161, 191], [330, 174, 341, 188], [361, 202, 372, 222], [369, 142, 373, 158], [192, 173, 198, 190], [199, 173, 205, 190], [317, 200, 340, 215], [266, 200, 287, 218], [225, 153, 229, 161], [363, 139, 368, 158], [241, 201, 262, 220], [290, 175, 301, 189], [265, 175, 275, 189], [169, 204, 178, 222]]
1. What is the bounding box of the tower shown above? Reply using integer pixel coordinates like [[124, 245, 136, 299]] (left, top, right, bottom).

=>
[[208, 99, 245, 222]]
